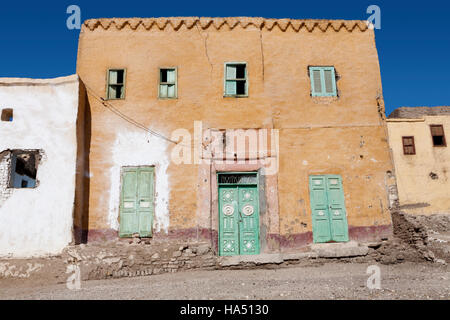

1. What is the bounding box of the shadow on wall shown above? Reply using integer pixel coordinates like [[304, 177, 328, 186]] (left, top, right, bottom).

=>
[[73, 80, 91, 244]]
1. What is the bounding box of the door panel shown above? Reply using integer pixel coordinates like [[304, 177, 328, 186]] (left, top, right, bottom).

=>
[[137, 168, 154, 237], [326, 176, 349, 242], [309, 176, 332, 243], [239, 187, 259, 255], [120, 169, 138, 237], [219, 187, 239, 256]]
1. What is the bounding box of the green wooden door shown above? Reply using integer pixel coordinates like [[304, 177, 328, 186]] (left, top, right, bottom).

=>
[[219, 184, 260, 256], [119, 167, 154, 238], [309, 175, 349, 243]]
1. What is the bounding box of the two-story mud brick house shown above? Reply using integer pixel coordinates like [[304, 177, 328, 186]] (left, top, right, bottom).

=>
[[75, 17, 397, 255]]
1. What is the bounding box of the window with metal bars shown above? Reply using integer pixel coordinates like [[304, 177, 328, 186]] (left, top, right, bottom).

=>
[[430, 125, 447, 147], [402, 136, 416, 155], [159, 68, 177, 99], [309, 66, 337, 97], [106, 69, 126, 100]]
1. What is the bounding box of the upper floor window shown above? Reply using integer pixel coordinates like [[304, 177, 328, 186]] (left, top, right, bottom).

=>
[[430, 125, 447, 147], [402, 136, 416, 155], [309, 66, 337, 97], [224, 62, 248, 97], [107, 69, 126, 100], [159, 68, 177, 99]]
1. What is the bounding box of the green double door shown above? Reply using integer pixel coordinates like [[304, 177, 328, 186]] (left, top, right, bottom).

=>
[[309, 175, 349, 243], [219, 185, 260, 256], [119, 167, 154, 238]]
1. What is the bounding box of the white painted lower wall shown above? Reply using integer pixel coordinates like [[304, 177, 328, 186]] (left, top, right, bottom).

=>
[[0, 75, 79, 258], [108, 131, 170, 233]]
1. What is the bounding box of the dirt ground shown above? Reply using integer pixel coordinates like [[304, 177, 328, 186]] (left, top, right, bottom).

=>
[[0, 262, 448, 300], [1, 212, 448, 300]]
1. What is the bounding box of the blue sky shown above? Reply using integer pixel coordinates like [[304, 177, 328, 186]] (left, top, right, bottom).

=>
[[0, 0, 448, 116]]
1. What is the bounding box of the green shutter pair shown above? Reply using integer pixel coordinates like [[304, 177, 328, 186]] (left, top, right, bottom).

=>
[[309, 66, 337, 97]]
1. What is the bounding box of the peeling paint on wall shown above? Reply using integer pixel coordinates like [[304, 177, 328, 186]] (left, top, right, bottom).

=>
[[108, 131, 170, 233]]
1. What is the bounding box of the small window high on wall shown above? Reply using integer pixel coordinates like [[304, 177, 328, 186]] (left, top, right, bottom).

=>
[[402, 136, 416, 155], [224, 62, 248, 97], [107, 69, 126, 100], [9, 150, 40, 189], [430, 125, 447, 147], [309, 66, 337, 97], [159, 68, 177, 99]]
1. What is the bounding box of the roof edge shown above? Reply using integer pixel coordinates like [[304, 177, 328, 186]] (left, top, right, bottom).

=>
[[0, 74, 78, 86], [82, 17, 371, 32]]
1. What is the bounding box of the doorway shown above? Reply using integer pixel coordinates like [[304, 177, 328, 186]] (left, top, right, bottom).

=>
[[218, 172, 260, 256], [119, 166, 155, 238], [309, 175, 349, 243]]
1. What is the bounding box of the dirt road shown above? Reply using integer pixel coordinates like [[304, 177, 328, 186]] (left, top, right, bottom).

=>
[[1, 262, 448, 300]]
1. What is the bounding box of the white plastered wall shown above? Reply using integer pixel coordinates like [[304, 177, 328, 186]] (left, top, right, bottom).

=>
[[0, 75, 79, 258]]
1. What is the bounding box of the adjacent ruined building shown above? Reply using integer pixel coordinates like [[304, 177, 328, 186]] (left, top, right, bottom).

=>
[[75, 17, 396, 255], [387, 106, 450, 215], [0, 75, 81, 257]]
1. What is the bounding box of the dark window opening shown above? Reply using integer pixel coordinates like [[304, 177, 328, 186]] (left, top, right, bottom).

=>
[[160, 69, 168, 83], [236, 80, 246, 95], [1, 108, 13, 122], [402, 136, 416, 155], [235, 65, 246, 79], [9, 150, 40, 189], [430, 125, 446, 147]]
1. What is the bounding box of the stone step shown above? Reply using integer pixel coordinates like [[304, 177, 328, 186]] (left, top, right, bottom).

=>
[[310, 241, 369, 258]]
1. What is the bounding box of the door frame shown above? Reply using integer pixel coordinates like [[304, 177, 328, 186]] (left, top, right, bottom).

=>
[[119, 165, 156, 238], [217, 171, 260, 256]]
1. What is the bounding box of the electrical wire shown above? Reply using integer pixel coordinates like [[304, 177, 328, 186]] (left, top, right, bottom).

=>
[[83, 83, 274, 157]]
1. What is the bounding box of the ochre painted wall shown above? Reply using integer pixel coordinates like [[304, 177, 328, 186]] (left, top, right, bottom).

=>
[[76, 18, 394, 248], [387, 116, 450, 215]]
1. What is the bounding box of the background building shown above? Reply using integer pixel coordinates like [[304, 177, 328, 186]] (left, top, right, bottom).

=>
[[387, 106, 450, 215]]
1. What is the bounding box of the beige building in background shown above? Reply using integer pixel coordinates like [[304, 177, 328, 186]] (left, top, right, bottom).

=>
[[387, 106, 450, 215]]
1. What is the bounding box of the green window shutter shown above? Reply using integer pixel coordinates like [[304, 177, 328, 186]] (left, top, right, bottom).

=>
[[225, 65, 237, 95], [225, 81, 237, 95], [159, 85, 168, 98], [312, 69, 322, 94], [310, 67, 337, 97], [226, 65, 237, 79]]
